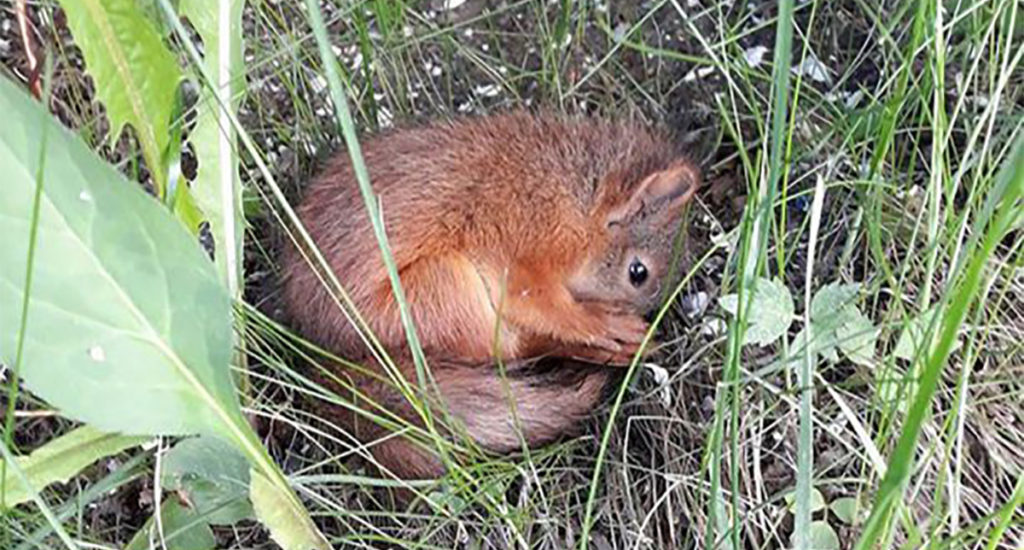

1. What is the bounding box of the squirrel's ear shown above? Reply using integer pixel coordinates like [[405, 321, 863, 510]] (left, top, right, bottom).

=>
[[606, 161, 700, 226]]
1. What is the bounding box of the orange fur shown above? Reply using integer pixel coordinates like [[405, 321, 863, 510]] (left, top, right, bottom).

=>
[[283, 111, 700, 483]]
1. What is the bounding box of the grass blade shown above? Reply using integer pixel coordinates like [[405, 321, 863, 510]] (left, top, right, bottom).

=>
[[853, 135, 1023, 549], [794, 175, 827, 548], [709, 0, 795, 547], [303, 0, 453, 473]]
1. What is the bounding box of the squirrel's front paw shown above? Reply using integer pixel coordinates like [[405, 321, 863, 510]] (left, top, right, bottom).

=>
[[572, 308, 650, 365], [601, 311, 648, 349], [564, 346, 640, 366]]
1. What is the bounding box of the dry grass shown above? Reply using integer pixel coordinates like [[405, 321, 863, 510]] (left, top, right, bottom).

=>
[[1, 0, 1021, 548]]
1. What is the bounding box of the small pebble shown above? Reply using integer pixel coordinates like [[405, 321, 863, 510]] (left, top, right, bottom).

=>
[[311, 75, 327, 94], [474, 84, 500, 97], [644, 363, 672, 407], [699, 318, 727, 338], [682, 66, 714, 82], [743, 45, 768, 68], [791, 55, 831, 84], [681, 291, 710, 319], [441, 0, 467, 10]]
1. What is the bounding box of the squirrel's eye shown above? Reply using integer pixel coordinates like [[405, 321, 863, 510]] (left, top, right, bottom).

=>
[[628, 259, 648, 287]]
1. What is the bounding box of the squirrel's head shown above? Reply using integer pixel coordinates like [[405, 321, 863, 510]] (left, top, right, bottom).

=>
[[568, 159, 700, 317]]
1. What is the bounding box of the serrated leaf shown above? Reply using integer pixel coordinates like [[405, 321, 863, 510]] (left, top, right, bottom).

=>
[[55, 0, 184, 198], [251, 469, 328, 550], [836, 308, 879, 366], [785, 282, 876, 367], [810, 282, 861, 328], [125, 497, 216, 550], [0, 426, 147, 509], [172, 176, 205, 235], [790, 325, 840, 364], [831, 497, 861, 525], [180, 0, 246, 289], [719, 277, 794, 346], [790, 521, 840, 549], [163, 436, 253, 525]]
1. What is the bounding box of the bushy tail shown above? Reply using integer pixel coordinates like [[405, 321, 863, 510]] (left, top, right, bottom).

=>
[[314, 358, 618, 480], [435, 359, 616, 454]]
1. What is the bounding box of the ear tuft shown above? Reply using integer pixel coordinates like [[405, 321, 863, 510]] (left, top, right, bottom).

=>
[[606, 160, 700, 226]]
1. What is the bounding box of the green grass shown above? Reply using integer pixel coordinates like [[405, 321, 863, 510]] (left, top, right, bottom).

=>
[[2, 0, 1022, 548]]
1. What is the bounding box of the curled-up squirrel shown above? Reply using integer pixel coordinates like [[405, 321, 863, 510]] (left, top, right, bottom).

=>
[[283, 111, 699, 480]]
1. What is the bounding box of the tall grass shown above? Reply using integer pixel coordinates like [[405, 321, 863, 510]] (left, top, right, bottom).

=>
[[1, 0, 1021, 547]]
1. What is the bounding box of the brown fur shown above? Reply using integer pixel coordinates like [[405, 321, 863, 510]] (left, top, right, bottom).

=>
[[312, 358, 619, 480], [282, 110, 699, 481]]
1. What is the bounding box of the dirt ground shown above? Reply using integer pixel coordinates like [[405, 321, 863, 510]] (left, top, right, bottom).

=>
[[1, 0, 1020, 548]]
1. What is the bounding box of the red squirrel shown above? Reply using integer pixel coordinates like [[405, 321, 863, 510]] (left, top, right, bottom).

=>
[[282, 111, 699, 480]]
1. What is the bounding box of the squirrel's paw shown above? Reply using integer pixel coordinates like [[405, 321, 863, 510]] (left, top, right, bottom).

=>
[[566, 308, 650, 365]]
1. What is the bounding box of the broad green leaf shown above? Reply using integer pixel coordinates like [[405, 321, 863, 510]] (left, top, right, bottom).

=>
[[831, 496, 861, 525], [125, 498, 216, 550], [719, 277, 794, 346], [790, 521, 840, 549], [251, 469, 328, 550], [162, 436, 253, 525], [428, 482, 471, 515], [835, 308, 878, 366], [55, 0, 183, 198], [810, 282, 861, 329], [179, 0, 246, 293], [875, 364, 912, 416], [0, 76, 240, 438], [0, 76, 329, 550], [790, 325, 840, 364], [0, 425, 147, 509], [784, 282, 878, 367], [784, 487, 826, 513]]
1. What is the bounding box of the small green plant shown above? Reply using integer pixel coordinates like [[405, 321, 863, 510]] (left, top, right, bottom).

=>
[[783, 488, 840, 549], [719, 278, 881, 366], [719, 277, 794, 347]]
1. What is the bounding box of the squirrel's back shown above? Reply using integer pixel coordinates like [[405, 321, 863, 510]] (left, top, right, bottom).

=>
[[284, 111, 682, 360]]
